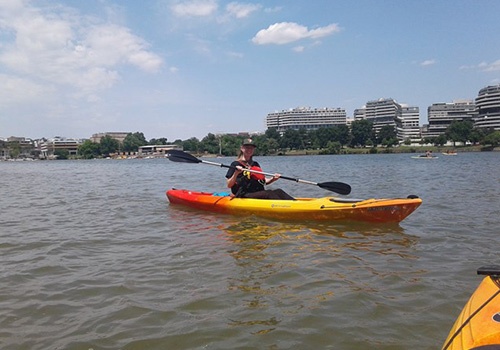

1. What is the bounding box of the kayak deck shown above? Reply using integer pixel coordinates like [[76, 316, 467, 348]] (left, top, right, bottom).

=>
[[166, 189, 422, 223], [443, 266, 500, 349]]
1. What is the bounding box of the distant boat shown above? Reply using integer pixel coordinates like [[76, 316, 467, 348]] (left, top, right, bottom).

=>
[[442, 151, 457, 156], [411, 155, 438, 159]]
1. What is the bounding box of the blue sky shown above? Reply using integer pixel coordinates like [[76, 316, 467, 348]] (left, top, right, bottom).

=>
[[1, 0, 499, 141]]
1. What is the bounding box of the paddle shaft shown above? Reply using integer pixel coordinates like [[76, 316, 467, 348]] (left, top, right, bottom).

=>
[[200, 159, 318, 186]]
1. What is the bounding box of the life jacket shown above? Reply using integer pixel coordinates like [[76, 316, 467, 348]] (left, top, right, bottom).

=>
[[234, 162, 265, 197]]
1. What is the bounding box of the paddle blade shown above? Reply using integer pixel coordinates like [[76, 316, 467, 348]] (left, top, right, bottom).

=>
[[318, 181, 351, 195], [167, 150, 201, 163]]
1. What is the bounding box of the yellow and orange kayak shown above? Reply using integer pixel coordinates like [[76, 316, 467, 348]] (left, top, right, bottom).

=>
[[166, 189, 422, 223], [442, 266, 500, 349]]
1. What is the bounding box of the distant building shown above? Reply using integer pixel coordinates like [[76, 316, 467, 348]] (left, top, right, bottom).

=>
[[138, 144, 182, 156], [40, 137, 86, 159], [474, 84, 500, 130], [396, 105, 421, 142], [425, 100, 476, 138], [1, 137, 35, 159], [90, 132, 130, 143], [266, 107, 347, 134], [353, 108, 366, 120], [364, 98, 402, 135]]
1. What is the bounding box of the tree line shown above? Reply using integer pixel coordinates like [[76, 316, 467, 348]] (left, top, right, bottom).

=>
[[75, 120, 500, 159]]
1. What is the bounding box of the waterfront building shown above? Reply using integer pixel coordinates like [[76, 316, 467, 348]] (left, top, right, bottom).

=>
[[0, 137, 35, 159], [425, 100, 476, 138], [266, 107, 346, 134], [138, 144, 182, 157], [40, 137, 85, 159], [396, 105, 421, 142], [364, 98, 402, 135], [355, 98, 412, 142], [353, 108, 366, 121], [90, 132, 130, 143], [474, 84, 500, 130]]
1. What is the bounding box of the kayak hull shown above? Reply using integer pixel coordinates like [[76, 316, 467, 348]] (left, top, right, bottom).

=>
[[443, 267, 500, 350], [166, 189, 422, 223]]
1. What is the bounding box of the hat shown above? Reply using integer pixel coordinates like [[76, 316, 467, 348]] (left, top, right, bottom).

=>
[[242, 138, 256, 147]]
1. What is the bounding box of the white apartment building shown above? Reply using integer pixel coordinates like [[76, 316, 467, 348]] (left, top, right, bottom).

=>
[[364, 99, 402, 135], [425, 100, 476, 138], [396, 105, 421, 142], [266, 107, 346, 134], [474, 84, 500, 130]]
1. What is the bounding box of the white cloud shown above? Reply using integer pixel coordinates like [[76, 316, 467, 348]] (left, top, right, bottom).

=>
[[459, 60, 500, 72], [264, 6, 282, 13], [171, 0, 218, 17], [226, 2, 261, 18], [0, 1, 163, 95], [420, 59, 436, 66], [480, 59, 500, 72], [0, 74, 53, 105], [252, 22, 341, 45], [227, 51, 244, 58], [292, 46, 305, 53]]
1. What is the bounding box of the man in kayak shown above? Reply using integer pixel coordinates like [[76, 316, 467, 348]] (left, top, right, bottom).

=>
[[225, 139, 295, 200]]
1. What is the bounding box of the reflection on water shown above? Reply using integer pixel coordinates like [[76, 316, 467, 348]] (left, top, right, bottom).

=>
[[168, 213, 422, 339]]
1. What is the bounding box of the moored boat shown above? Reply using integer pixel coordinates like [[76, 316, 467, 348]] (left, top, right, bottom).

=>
[[442, 266, 500, 349], [166, 189, 422, 223]]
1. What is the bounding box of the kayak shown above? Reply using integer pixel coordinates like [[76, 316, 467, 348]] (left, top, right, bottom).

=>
[[412, 155, 439, 159], [442, 266, 500, 350], [166, 189, 422, 223], [442, 152, 458, 156]]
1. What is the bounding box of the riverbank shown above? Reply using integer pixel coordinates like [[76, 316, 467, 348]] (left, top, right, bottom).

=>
[[278, 145, 498, 156]]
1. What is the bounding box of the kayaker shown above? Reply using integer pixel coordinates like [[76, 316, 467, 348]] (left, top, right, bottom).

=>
[[225, 139, 295, 200]]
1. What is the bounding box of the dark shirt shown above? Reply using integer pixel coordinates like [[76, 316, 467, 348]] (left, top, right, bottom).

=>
[[225, 160, 264, 196]]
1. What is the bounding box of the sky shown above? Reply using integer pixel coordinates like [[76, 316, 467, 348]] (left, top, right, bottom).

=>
[[1, 0, 500, 141]]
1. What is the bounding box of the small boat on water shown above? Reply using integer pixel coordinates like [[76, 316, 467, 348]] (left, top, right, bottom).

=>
[[442, 266, 500, 349], [411, 155, 439, 159], [166, 189, 422, 223], [442, 152, 458, 156]]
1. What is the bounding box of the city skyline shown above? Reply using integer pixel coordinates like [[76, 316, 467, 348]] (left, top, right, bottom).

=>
[[1, 1, 499, 141]]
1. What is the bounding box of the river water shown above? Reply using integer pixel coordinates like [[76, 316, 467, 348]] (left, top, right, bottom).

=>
[[1, 152, 499, 349]]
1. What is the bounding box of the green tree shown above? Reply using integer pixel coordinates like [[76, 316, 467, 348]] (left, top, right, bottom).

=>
[[350, 119, 373, 147], [182, 137, 200, 152], [311, 127, 335, 149], [265, 137, 280, 154], [265, 127, 281, 141], [123, 132, 147, 152], [281, 129, 302, 150], [100, 135, 120, 156], [434, 134, 447, 146], [377, 125, 397, 146], [334, 124, 351, 147], [469, 128, 484, 145], [149, 137, 168, 145], [8, 141, 21, 158], [483, 131, 500, 147], [78, 140, 101, 159], [200, 133, 219, 154], [54, 149, 69, 159], [264, 128, 282, 153], [446, 120, 473, 146], [324, 141, 341, 154]]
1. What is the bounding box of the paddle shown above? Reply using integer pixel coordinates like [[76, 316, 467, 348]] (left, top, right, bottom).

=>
[[167, 150, 351, 195]]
